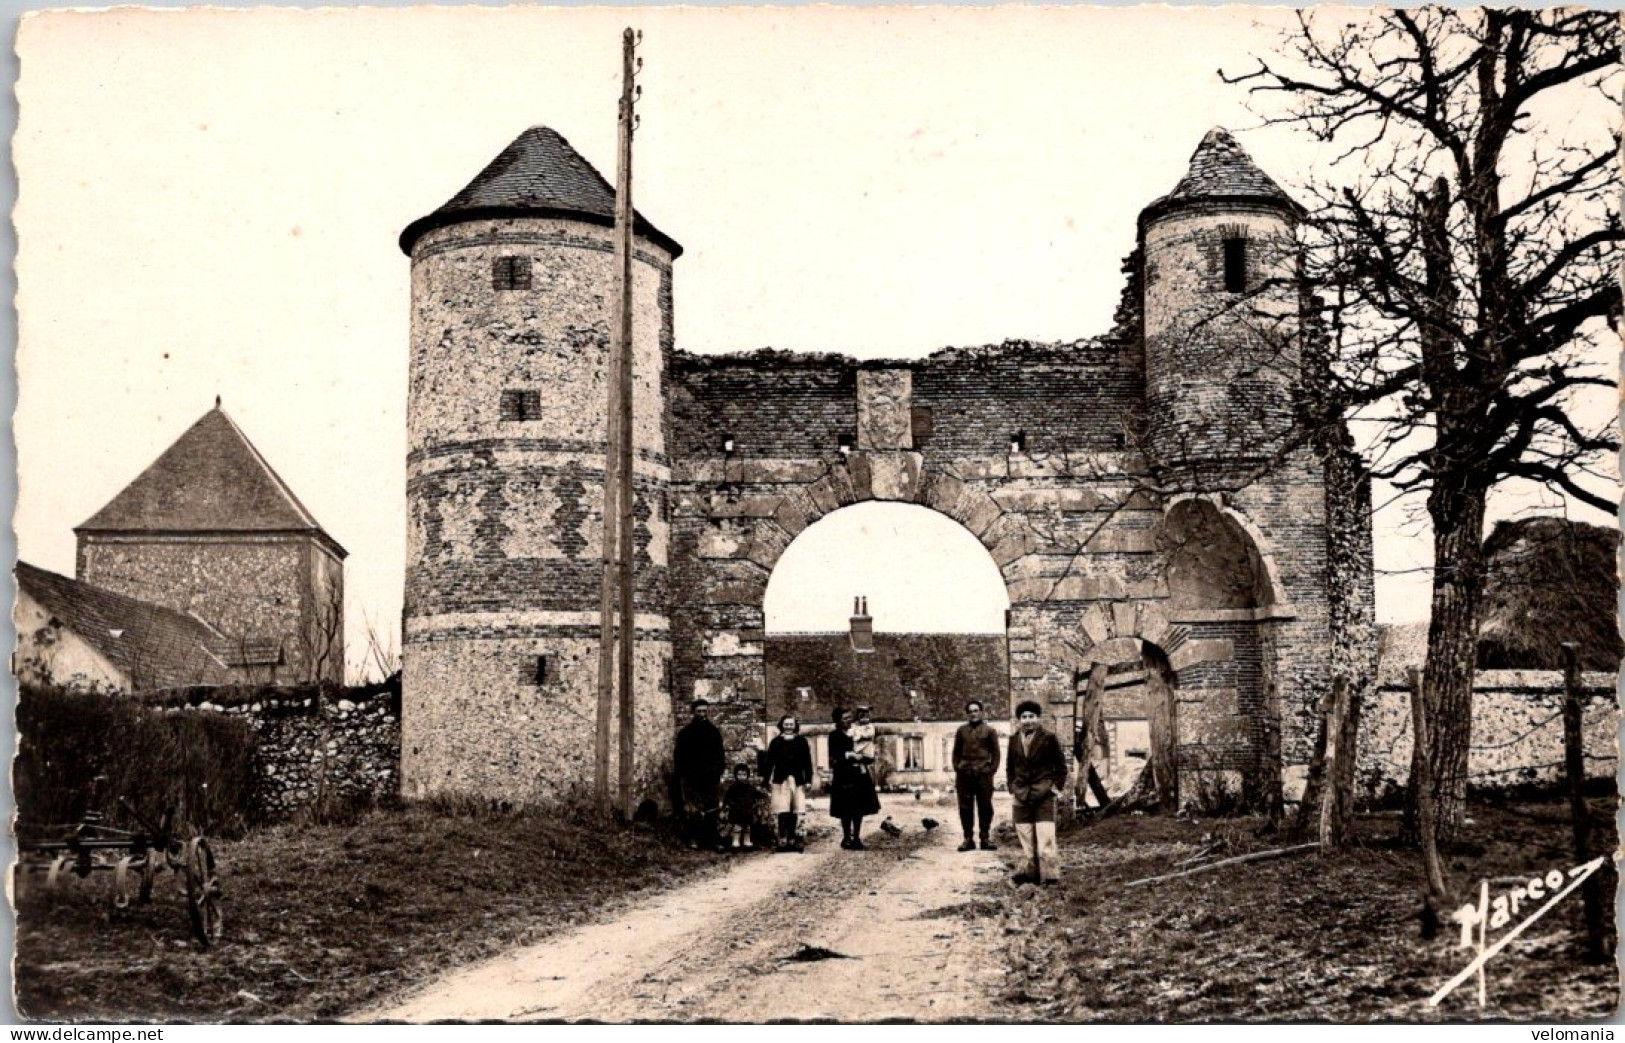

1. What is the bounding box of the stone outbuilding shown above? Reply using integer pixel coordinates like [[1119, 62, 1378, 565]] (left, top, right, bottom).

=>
[[14, 560, 282, 691], [72, 403, 347, 685]]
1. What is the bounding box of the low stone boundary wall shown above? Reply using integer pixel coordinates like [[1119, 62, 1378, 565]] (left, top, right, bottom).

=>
[[154, 683, 401, 820], [1358, 671, 1617, 803]]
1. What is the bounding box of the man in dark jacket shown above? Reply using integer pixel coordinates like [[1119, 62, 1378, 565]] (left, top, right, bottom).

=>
[[673, 698, 727, 849], [951, 700, 1001, 852], [1006, 700, 1068, 884]]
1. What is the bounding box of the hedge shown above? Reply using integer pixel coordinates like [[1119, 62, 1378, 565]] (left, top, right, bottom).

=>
[[15, 684, 258, 838]]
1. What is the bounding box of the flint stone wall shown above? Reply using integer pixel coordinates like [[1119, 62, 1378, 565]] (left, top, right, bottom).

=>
[[155, 685, 400, 819], [1356, 672, 1618, 801]]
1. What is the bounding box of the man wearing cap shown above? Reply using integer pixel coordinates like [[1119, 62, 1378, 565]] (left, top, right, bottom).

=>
[[673, 698, 727, 850]]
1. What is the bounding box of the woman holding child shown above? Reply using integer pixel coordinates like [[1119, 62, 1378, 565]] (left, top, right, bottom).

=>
[[828, 706, 882, 850]]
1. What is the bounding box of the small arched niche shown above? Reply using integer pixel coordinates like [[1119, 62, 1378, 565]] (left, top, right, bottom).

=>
[[1160, 499, 1275, 612]]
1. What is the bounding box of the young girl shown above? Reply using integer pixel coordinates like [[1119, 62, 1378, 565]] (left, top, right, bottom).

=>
[[721, 763, 761, 850], [761, 715, 813, 852]]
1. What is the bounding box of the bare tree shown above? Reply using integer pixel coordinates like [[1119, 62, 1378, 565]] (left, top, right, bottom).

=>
[[1225, 10, 1621, 843]]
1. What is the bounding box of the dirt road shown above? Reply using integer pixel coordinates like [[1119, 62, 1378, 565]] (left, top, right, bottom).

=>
[[363, 798, 1015, 1022]]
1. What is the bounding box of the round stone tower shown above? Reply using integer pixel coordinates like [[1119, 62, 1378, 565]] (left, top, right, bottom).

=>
[[399, 126, 681, 805], [1138, 128, 1304, 484]]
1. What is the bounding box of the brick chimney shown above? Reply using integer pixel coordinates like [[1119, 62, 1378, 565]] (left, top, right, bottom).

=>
[[849, 595, 874, 654]]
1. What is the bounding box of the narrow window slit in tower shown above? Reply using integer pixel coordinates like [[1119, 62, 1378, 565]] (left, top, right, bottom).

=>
[[532, 655, 550, 686], [1223, 237, 1247, 293], [493, 255, 532, 291], [500, 389, 542, 421]]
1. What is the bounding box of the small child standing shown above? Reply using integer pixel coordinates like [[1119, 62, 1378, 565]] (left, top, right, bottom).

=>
[[721, 764, 762, 850]]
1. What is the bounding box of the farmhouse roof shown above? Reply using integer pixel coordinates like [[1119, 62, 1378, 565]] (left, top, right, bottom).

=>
[[398, 125, 683, 258], [14, 562, 282, 689], [76, 406, 346, 557], [1140, 127, 1303, 228]]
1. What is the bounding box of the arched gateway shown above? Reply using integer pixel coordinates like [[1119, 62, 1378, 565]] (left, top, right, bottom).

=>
[[398, 125, 1375, 810]]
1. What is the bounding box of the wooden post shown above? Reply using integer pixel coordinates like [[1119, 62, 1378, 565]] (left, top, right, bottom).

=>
[[1408, 666, 1452, 931], [1560, 643, 1605, 961], [1318, 676, 1348, 851], [1074, 663, 1111, 808], [613, 27, 640, 820]]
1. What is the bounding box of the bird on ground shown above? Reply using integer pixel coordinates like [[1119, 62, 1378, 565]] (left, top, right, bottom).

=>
[[879, 817, 902, 838], [921, 818, 939, 832]]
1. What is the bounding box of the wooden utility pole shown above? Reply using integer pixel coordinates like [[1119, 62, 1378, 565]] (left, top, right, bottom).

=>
[[596, 28, 640, 818], [613, 27, 640, 820]]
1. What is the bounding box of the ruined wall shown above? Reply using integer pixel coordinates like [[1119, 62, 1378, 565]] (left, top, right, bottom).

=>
[[402, 215, 675, 806], [77, 533, 342, 682], [667, 339, 1281, 794]]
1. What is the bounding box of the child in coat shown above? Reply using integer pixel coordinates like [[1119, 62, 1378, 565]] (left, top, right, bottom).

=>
[[721, 763, 763, 850]]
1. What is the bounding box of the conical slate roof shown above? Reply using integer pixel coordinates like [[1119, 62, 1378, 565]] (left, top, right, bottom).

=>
[[76, 405, 345, 556], [399, 126, 682, 257], [1140, 127, 1302, 227]]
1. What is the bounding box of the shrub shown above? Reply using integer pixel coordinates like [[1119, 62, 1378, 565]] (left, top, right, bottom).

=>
[[15, 684, 258, 839]]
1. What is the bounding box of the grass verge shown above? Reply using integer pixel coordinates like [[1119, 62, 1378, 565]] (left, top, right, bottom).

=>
[[15, 802, 726, 1022], [998, 799, 1618, 1021]]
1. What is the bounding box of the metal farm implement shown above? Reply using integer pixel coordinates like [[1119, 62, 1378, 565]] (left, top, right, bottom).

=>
[[17, 800, 224, 947]]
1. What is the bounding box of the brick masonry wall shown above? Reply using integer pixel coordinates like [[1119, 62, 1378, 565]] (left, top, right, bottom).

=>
[[665, 338, 1309, 799], [403, 214, 674, 806], [77, 533, 341, 682]]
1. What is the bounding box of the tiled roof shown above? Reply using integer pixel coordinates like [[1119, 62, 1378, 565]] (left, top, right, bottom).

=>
[[76, 406, 344, 555], [1141, 127, 1302, 226], [14, 561, 249, 689], [765, 632, 1009, 723], [399, 126, 682, 257]]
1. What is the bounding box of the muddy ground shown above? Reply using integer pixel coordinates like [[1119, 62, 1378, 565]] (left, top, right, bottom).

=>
[[1001, 799, 1619, 1022], [15, 794, 1617, 1023]]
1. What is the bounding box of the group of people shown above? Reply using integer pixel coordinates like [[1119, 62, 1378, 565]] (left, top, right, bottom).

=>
[[671, 696, 1069, 883]]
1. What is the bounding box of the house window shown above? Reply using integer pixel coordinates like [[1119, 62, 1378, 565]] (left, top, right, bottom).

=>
[[493, 255, 532, 291], [1222, 238, 1247, 292], [531, 655, 550, 686], [500, 389, 542, 421], [902, 735, 925, 771]]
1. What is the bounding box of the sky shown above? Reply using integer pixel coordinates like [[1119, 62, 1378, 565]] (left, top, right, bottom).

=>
[[13, 7, 1618, 673]]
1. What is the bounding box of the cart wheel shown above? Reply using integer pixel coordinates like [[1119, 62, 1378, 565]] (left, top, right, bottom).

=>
[[183, 838, 223, 948]]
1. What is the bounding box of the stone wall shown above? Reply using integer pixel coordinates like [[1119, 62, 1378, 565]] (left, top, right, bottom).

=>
[[77, 533, 343, 683], [1356, 673, 1618, 802], [665, 337, 1333, 802], [156, 685, 400, 820]]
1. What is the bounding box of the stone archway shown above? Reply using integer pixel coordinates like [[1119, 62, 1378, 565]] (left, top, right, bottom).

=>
[[675, 449, 1033, 762]]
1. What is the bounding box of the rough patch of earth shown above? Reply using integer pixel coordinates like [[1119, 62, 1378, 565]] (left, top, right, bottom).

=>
[[363, 799, 1013, 1022], [999, 800, 1619, 1022]]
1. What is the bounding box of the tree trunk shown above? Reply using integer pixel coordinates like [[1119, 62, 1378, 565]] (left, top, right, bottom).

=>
[[1404, 483, 1486, 846], [1408, 667, 1453, 934]]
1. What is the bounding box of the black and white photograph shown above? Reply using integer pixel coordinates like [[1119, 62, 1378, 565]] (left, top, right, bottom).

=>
[[8, 4, 1621, 1025]]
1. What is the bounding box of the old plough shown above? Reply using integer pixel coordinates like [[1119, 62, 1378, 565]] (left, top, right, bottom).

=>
[[16, 799, 223, 947]]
